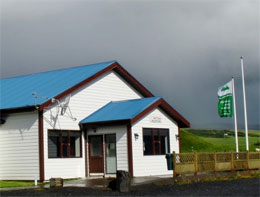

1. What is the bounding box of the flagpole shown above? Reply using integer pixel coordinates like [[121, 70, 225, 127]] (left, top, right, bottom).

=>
[[240, 57, 249, 151], [232, 77, 239, 152]]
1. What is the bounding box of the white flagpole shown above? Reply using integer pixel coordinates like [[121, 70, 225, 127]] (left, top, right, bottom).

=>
[[232, 77, 239, 152], [240, 57, 249, 151]]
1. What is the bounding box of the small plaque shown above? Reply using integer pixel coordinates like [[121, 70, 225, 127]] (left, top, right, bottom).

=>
[[150, 116, 161, 123]]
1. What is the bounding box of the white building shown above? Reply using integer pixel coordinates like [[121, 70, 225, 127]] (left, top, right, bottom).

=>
[[0, 61, 189, 181]]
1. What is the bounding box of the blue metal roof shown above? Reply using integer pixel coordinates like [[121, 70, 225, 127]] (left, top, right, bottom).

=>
[[0, 61, 116, 110], [80, 97, 161, 124]]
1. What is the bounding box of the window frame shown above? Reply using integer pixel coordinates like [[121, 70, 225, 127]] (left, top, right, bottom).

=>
[[48, 129, 82, 158], [142, 128, 170, 156]]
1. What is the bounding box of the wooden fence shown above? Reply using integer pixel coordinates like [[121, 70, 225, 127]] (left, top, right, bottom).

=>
[[172, 152, 260, 177]]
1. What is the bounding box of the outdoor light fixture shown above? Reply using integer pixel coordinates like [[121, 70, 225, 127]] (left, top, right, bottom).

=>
[[134, 133, 139, 140], [175, 134, 180, 141]]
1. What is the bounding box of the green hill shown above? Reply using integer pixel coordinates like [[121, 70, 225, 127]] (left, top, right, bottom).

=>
[[180, 128, 260, 153]]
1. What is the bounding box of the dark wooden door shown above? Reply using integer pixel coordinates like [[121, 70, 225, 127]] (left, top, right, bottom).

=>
[[89, 135, 104, 173]]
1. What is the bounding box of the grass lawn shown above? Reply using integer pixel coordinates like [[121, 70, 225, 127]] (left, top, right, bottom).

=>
[[0, 178, 76, 188], [181, 129, 260, 152], [0, 180, 36, 188], [205, 136, 259, 152]]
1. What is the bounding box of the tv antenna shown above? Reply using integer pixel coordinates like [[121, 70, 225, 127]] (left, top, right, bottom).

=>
[[32, 92, 48, 109]]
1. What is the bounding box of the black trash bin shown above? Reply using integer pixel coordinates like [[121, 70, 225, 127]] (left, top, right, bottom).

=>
[[165, 153, 173, 170], [116, 170, 131, 192]]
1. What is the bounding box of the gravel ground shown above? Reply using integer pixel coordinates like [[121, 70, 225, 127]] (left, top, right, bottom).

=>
[[1, 178, 259, 196]]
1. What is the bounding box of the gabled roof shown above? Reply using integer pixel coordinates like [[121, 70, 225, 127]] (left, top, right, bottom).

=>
[[0, 61, 114, 110], [80, 97, 161, 124], [0, 61, 189, 127], [80, 97, 190, 128], [0, 61, 153, 111]]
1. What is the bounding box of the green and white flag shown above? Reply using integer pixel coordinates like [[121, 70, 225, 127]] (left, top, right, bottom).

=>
[[218, 80, 233, 118]]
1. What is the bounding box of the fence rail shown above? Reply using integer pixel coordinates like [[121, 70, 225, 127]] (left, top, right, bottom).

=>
[[173, 152, 260, 177]]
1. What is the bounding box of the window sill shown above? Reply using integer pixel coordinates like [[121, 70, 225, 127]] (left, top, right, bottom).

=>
[[48, 157, 82, 159]]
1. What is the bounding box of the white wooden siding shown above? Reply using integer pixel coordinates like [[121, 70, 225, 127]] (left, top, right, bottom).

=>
[[43, 71, 141, 130], [0, 112, 39, 180], [131, 108, 179, 177], [44, 131, 85, 180], [87, 125, 128, 173], [43, 71, 141, 179]]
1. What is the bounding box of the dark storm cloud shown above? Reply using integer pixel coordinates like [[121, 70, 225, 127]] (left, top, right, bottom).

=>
[[1, 0, 259, 129]]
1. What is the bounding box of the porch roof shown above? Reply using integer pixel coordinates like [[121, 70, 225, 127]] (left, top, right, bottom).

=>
[[80, 97, 161, 124], [79, 97, 190, 127]]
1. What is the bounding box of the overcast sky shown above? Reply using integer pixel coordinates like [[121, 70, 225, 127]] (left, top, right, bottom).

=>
[[1, 0, 259, 129]]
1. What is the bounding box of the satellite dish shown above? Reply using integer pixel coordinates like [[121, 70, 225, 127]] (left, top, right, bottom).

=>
[[60, 95, 70, 115], [49, 94, 76, 121]]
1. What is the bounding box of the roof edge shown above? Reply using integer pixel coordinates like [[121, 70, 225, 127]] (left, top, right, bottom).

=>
[[130, 98, 190, 127], [160, 99, 190, 128], [39, 61, 154, 111], [80, 119, 130, 128], [80, 97, 190, 128], [79, 101, 113, 124], [80, 97, 161, 125], [0, 60, 117, 80], [113, 62, 154, 97], [0, 106, 37, 114]]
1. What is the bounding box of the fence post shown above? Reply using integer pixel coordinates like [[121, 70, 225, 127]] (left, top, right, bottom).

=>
[[246, 151, 249, 170], [214, 152, 217, 174], [194, 152, 197, 176], [173, 151, 176, 177], [231, 152, 234, 171]]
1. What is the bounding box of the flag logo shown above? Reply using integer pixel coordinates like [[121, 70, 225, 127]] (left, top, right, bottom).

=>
[[221, 86, 229, 92], [218, 81, 233, 118]]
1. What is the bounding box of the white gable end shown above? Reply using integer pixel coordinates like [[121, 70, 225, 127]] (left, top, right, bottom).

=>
[[131, 108, 179, 176], [43, 70, 142, 130], [43, 70, 142, 179]]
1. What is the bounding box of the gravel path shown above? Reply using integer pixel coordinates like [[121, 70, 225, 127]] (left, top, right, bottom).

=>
[[1, 178, 259, 196]]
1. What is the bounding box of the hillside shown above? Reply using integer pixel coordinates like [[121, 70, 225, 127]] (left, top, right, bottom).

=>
[[180, 128, 260, 153]]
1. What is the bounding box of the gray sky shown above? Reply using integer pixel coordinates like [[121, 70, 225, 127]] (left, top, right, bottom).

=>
[[1, 0, 259, 129]]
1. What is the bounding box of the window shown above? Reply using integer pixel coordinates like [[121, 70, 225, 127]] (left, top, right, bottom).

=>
[[48, 130, 82, 158], [143, 128, 170, 155]]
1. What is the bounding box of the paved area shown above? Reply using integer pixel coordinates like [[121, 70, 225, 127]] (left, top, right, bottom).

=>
[[0, 175, 173, 191], [64, 175, 172, 187], [1, 178, 259, 196], [64, 177, 113, 188]]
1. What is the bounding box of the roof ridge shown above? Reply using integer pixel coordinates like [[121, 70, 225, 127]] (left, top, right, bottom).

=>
[[0, 60, 117, 80]]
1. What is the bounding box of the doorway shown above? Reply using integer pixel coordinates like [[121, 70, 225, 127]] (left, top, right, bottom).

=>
[[88, 134, 117, 175], [88, 135, 104, 173]]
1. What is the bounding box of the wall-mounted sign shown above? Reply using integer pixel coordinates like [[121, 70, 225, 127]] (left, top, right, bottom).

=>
[[150, 116, 161, 123]]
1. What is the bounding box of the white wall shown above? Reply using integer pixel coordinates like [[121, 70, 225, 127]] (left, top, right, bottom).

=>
[[44, 132, 85, 180], [43, 71, 141, 131], [87, 125, 128, 174], [0, 112, 39, 180], [43, 71, 141, 179], [131, 108, 179, 177]]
